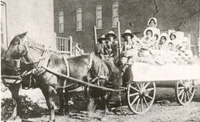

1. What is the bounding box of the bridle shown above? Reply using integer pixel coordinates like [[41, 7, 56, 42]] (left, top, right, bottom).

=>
[[3, 35, 45, 76]]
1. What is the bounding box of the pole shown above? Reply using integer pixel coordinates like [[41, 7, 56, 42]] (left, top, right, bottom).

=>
[[94, 26, 98, 45], [117, 21, 122, 60], [42, 66, 124, 92]]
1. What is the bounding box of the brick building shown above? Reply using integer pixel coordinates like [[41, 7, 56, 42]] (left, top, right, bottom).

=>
[[54, 0, 200, 54]]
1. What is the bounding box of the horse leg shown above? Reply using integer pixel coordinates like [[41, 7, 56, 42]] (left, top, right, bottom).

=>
[[64, 91, 69, 115], [87, 97, 97, 117], [56, 89, 65, 115], [41, 86, 57, 122], [8, 84, 21, 120], [102, 92, 111, 115]]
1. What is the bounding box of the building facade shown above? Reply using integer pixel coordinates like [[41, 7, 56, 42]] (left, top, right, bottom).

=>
[[1, 0, 55, 49], [54, 0, 200, 54]]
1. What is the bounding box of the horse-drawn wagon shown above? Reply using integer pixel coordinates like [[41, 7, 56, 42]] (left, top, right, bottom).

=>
[[2, 32, 200, 122], [42, 59, 200, 115]]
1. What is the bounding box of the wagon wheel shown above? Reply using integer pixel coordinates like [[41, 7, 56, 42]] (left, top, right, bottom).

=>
[[127, 81, 156, 114], [175, 79, 195, 105]]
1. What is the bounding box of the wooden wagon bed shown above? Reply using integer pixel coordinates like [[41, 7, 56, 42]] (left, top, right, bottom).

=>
[[131, 63, 200, 82]]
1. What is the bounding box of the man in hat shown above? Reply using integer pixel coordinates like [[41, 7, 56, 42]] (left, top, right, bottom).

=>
[[105, 31, 118, 59], [94, 34, 107, 59], [121, 29, 139, 72]]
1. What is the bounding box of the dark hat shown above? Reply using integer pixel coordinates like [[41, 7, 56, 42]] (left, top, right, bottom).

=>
[[122, 29, 134, 38], [105, 31, 117, 39], [97, 35, 106, 43]]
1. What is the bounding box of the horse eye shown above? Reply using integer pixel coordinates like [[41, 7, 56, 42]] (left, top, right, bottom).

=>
[[14, 41, 20, 45]]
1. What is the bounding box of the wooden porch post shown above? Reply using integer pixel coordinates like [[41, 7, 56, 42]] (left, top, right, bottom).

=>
[[69, 36, 73, 57]]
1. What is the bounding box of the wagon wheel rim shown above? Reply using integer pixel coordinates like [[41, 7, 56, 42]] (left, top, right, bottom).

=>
[[175, 79, 195, 105], [127, 82, 156, 114]]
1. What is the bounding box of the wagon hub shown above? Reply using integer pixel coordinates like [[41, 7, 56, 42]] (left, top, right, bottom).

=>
[[184, 81, 191, 91], [139, 87, 146, 96]]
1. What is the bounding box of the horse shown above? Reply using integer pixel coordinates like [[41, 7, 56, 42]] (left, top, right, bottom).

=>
[[3, 32, 122, 121]]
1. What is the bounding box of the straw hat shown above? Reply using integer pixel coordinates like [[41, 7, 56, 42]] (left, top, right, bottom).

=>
[[105, 31, 117, 39], [122, 29, 134, 38], [97, 35, 106, 43]]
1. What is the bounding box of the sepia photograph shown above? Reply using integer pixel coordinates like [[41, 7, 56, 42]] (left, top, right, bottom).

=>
[[1, 0, 200, 121]]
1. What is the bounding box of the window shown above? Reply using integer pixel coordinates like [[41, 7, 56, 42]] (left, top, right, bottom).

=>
[[59, 11, 64, 33], [112, 2, 119, 27], [56, 37, 70, 51], [1, 2, 7, 46], [96, 5, 102, 29], [76, 8, 82, 31]]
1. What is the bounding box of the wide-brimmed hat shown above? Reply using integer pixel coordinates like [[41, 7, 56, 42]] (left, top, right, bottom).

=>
[[97, 35, 106, 43], [122, 29, 134, 38], [147, 17, 157, 27], [105, 31, 117, 39]]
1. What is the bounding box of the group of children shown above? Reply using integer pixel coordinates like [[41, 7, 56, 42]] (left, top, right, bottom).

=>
[[94, 17, 193, 66]]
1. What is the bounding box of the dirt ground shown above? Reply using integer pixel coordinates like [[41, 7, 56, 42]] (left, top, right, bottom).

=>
[[1, 81, 200, 122]]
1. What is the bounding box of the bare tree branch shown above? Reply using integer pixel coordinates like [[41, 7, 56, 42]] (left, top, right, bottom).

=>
[[153, 0, 159, 15]]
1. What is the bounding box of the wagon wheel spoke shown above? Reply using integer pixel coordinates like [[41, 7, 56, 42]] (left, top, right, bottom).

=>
[[143, 97, 149, 107], [141, 98, 144, 111], [184, 92, 187, 103], [180, 92, 185, 102], [146, 88, 154, 92], [130, 85, 139, 92], [187, 89, 193, 95], [129, 92, 139, 97], [177, 86, 184, 90], [136, 83, 141, 89], [178, 89, 184, 97], [136, 98, 140, 111], [131, 96, 139, 106], [186, 91, 190, 102], [146, 94, 153, 100], [144, 82, 150, 89], [179, 81, 185, 87]]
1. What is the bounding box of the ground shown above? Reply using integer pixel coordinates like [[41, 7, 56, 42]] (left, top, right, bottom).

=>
[[1, 81, 200, 122]]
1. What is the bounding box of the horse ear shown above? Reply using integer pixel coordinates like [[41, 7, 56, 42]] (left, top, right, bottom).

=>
[[19, 31, 28, 39]]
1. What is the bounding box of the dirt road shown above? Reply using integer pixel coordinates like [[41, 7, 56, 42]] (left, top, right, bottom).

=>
[[2, 81, 200, 122]]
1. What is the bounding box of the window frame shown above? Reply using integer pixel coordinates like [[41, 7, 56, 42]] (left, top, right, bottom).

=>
[[76, 7, 82, 31], [58, 10, 64, 33], [96, 5, 102, 29], [112, 2, 119, 28]]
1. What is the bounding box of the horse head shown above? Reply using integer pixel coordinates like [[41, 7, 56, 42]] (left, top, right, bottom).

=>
[[4, 32, 28, 67]]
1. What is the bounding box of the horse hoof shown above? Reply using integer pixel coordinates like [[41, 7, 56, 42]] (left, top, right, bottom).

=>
[[98, 116, 107, 121], [49, 119, 55, 122], [7, 116, 21, 121], [55, 110, 65, 115]]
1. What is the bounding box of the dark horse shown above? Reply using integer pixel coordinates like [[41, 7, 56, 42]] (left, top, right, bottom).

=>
[[3, 32, 122, 121]]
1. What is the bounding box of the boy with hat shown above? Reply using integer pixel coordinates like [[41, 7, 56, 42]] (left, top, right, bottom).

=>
[[94, 34, 107, 59], [121, 29, 139, 72], [105, 31, 118, 59]]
